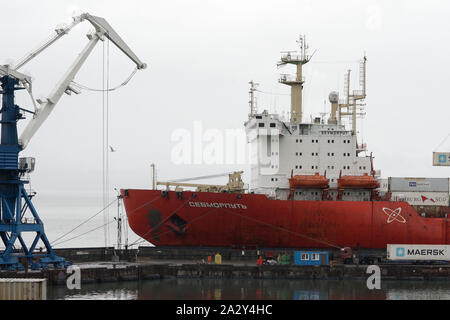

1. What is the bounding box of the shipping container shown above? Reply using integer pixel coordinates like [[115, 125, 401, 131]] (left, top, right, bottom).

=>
[[377, 178, 389, 192], [389, 177, 449, 192], [433, 152, 450, 167], [391, 192, 449, 206], [387, 244, 450, 261], [0, 278, 47, 300]]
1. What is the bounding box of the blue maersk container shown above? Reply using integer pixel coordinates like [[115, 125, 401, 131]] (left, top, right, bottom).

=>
[[294, 251, 329, 266]]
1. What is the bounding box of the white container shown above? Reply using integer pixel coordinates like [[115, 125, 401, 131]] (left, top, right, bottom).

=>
[[0, 278, 47, 300], [387, 244, 450, 261], [391, 191, 449, 206], [377, 178, 389, 192], [389, 177, 449, 192]]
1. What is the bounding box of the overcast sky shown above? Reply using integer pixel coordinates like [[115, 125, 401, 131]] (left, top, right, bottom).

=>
[[1, 0, 450, 199]]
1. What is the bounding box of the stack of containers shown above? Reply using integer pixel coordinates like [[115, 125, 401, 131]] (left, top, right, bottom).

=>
[[389, 177, 450, 217]]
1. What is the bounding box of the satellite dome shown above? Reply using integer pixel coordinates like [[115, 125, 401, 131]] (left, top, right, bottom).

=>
[[329, 92, 339, 103]]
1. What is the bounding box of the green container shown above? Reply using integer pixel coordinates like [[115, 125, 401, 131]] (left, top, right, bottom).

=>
[[280, 254, 291, 265]]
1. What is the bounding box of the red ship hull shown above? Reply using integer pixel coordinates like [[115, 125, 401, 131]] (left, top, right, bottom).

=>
[[121, 189, 450, 249]]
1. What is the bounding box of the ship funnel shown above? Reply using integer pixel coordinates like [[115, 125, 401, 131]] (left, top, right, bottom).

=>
[[328, 91, 339, 124]]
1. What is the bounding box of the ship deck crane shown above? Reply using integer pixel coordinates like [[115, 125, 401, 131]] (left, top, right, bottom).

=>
[[0, 13, 146, 270], [158, 171, 245, 193]]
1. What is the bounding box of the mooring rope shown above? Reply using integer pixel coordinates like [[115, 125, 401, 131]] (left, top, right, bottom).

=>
[[50, 198, 118, 245], [130, 206, 219, 247], [52, 220, 116, 247], [127, 197, 192, 246]]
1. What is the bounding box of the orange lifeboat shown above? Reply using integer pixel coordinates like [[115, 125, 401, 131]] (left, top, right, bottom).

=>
[[338, 173, 379, 189], [289, 173, 329, 189]]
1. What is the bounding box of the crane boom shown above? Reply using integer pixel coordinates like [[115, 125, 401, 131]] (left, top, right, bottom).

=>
[[16, 13, 146, 149], [12, 15, 85, 71], [84, 15, 146, 69], [13, 13, 146, 72]]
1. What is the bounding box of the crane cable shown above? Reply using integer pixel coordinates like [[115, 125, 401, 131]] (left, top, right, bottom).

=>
[[70, 67, 138, 92], [103, 37, 111, 249], [433, 133, 450, 152]]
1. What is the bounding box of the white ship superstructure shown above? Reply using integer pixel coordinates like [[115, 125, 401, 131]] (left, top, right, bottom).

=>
[[245, 36, 375, 201]]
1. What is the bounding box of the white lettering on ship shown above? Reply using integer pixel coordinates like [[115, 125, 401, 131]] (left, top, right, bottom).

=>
[[189, 202, 247, 209], [382, 207, 407, 224]]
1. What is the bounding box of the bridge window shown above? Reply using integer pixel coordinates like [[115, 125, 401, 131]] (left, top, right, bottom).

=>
[[258, 123, 264, 127]]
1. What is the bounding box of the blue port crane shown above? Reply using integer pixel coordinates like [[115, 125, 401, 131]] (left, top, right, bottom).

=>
[[0, 13, 146, 270]]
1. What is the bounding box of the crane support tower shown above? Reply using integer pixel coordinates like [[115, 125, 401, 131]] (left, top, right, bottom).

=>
[[0, 13, 146, 270]]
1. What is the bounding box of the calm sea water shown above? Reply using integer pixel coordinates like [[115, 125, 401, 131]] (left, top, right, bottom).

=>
[[48, 279, 450, 300], [10, 192, 144, 249]]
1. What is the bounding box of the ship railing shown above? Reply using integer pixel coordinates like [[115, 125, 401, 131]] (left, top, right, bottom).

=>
[[319, 130, 351, 136], [291, 171, 328, 178], [278, 74, 304, 83], [280, 54, 304, 62]]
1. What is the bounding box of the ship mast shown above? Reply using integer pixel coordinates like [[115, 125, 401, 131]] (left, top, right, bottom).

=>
[[338, 56, 367, 135], [278, 35, 313, 124], [248, 80, 259, 119]]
